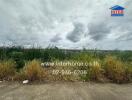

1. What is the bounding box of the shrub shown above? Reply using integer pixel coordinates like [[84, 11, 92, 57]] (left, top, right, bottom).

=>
[[9, 52, 25, 69], [15, 59, 25, 70], [0, 60, 16, 80], [104, 55, 126, 83], [23, 60, 46, 81]]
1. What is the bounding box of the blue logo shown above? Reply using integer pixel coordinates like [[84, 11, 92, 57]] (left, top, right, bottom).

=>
[[110, 5, 125, 16]]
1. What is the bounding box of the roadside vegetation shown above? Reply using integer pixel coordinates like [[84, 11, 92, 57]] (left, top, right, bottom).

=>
[[0, 46, 132, 83]]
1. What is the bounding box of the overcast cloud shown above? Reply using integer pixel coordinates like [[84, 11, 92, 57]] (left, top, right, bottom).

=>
[[0, 0, 132, 50]]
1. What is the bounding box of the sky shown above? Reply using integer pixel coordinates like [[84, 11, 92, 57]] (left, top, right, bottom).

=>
[[0, 0, 132, 50]]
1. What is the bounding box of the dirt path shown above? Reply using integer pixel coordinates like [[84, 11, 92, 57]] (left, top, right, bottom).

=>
[[0, 82, 132, 100]]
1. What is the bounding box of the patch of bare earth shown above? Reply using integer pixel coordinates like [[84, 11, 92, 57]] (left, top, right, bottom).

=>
[[0, 82, 132, 100]]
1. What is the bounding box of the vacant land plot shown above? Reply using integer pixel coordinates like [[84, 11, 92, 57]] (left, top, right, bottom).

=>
[[0, 82, 132, 100]]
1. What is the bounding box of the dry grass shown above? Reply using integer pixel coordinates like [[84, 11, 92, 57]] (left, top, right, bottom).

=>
[[22, 60, 46, 81], [89, 61, 103, 81], [0, 58, 131, 83], [0, 60, 16, 80], [79, 60, 103, 82], [48, 62, 80, 81], [104, 55, 126, 83], [125, 63, 132, 81]]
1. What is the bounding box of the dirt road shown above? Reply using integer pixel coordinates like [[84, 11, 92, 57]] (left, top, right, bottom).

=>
[[0, 82, 132, 100]]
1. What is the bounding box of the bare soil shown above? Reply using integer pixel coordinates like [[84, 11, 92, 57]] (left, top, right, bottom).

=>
[[0, 82, 132, 100]]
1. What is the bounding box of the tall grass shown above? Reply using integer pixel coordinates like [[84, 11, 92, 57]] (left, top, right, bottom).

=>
[[89, 61, 102, 81], [81, 60, 103, 81], [0, 60, 16, 80], [22, 60, 46, 81], [0, 46, 132, 83], [104, 55, 126, 83]]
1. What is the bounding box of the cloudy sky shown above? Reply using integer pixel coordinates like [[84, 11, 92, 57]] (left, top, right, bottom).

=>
[[0, 0, 132, 50]]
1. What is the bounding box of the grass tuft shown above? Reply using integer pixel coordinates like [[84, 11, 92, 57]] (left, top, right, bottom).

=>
[[0, 60, 16, 80], [22, 60, 46, 81]]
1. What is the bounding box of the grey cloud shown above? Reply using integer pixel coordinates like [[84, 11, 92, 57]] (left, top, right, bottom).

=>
[[117, 32, 132, 41], [88, 23, 110, 41], [66, 23, 85, 42], [50, 34, 62, 42], [0, 0, 132, 50]]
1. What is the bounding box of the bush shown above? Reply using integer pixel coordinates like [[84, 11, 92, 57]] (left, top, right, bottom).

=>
[[9, 51, 25, 69], [104, 55, 126, 83], [0, 60, 16, 80], [23, 60, 46, 81]]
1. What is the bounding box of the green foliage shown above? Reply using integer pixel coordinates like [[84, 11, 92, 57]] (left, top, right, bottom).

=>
[[9, 51, 25, 69], [41, 47, 66, 61]]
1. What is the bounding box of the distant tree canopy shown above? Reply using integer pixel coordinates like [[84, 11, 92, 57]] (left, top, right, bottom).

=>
[[0, 46, 67, 69]]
